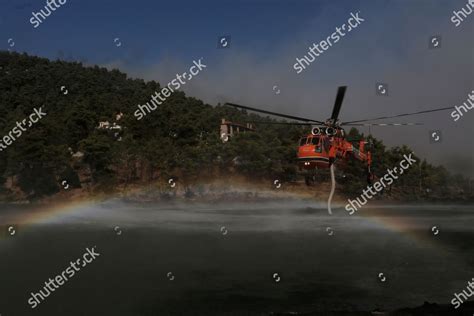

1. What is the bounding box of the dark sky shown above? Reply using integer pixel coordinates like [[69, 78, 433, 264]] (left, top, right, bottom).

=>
[[1, 0, 473, 176]]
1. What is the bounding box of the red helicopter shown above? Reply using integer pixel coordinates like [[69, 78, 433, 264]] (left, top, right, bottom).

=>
[[225, 86, 453, 183]]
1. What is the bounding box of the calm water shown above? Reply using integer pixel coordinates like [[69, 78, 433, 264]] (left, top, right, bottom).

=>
[[0, 200, 473, 315]]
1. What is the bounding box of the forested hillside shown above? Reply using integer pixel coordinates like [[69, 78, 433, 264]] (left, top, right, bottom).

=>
[[0, 51, 471, 201]]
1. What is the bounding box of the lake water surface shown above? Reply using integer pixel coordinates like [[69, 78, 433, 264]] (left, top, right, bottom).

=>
[[0, 200, 473, 315]]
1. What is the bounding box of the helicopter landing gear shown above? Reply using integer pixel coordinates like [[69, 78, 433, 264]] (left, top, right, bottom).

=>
[[305, 175, 316, 186], [366, 165, 374, 185]]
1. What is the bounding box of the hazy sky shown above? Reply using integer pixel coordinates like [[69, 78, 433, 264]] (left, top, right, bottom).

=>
[[1, 0, 473, 175]]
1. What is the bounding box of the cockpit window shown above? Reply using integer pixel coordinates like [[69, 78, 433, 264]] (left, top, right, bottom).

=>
[[299, 137, 307, 146], [311, 136, 322, 152]]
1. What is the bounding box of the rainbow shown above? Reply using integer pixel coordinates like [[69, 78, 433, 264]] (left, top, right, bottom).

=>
[[0, 199, 453, 254], [358, 206, 449, 252], [1, 199, 97, 242]]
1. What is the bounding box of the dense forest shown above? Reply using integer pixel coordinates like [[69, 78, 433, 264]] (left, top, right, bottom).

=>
[[0, 51, 471, 201]]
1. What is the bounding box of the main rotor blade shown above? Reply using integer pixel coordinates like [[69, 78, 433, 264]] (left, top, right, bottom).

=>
[[330, 86, 347, 120], [246, 121, 316, 126], [344, 122, 423, 126], [342, 106, 454, 124], [224, 102, 324, 124]]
